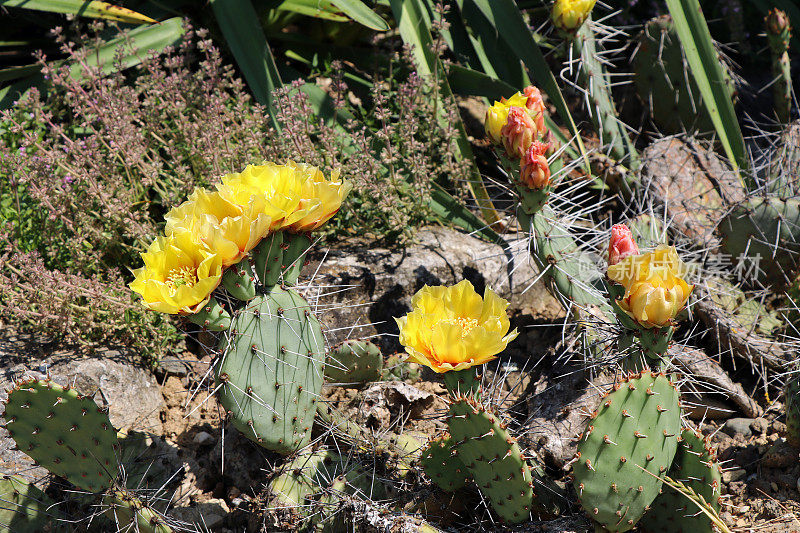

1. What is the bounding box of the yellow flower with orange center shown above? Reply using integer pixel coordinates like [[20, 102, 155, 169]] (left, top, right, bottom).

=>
[[607, 245, 693, 328], [129, 231, 223, 315], [395, 280, 518, 373], [165, 188, 272, 267]]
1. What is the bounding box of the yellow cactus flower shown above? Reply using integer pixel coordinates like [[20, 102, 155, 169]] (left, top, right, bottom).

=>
[[607, 245, 693, 328], [129, 231, 223, 315], [551, 0, 597, 33], [485, 92, 529, 144], [281, 163, 352, 233], [395, 280, 518, 373], [165, 188, 272, 267], [216, 163, 309, 231]]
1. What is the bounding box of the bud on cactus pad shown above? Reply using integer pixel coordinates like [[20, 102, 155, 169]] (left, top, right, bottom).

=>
[[0, 475, 61, 532], [253, 232, 312, 288], [216, 286, 325, 454], [420, 434, 470, 492], [221, 258, 257, 301], [446, 397, 535, 523], [786, 373, 800, 448], [324, 339, 383, 384], [2, 379, 120, 493], [573, 372, 681, 532], [639, 427, 722, 532], [104, 490, 173, 533], [188, 297, 231, 331]]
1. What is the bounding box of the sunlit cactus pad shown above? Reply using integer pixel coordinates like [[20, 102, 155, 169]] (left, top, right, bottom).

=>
[[420, 434, 469, 492], [324, 338, 383, 384], [447, 397, 535, 523], [2, 379, 120, 493], [216, 286, 325, 454], [639, 427, 722, 532], [104, 489, 173, 533], [573, 371, 681, 532], [0, 475, 62, 532]]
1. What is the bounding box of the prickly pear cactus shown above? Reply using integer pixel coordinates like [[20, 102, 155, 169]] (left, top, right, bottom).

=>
[[2, 379, 120, 493], [786, 373, 800, 448], [269, 448, 385, 511], [446, 397, 535, 523], [718, 196, 800, 288], [634, 15, 735, 135], [420, 434, 469, 492], [765, 9, 792, 124], [253, 232, 312, 287], [216, 286, 325, 454], [573, 372, 681, 532], [639, 427, 722, 532], [0, 475, 62, 532], [104, 490, 173, 533], [324, 339, 383, 384], [381, 354, 421, 383]]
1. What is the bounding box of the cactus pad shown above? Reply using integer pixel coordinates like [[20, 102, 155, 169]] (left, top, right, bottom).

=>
[[216, 287, 325, 454], [420, 434, 469, 492], [188, 297, 231, 332], [324, 339, 383, 384], [446, 397, 534, 523], [0, 475, 61, 532], [639, 427, 722, 532], [786, 373, 800, 448], [718, 196, 800, 288], [222, 258, 257, 301], [2, 379, 120, 493], [381, 354, 421, 383], [104, 490, 173, 533], [573, 371, 681, 532], [252, 232, 311, 288]]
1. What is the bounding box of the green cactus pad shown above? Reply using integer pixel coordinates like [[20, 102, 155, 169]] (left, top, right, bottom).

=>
[[104, 490, 173, 533], [254, 231, 285, 287], [786, 373, 800, 448], [446, 397, 535, 523], [381, 354, 421, 383], [0, 475, 62, 532], [639, 427, 722, 532], [188, 297, 231, 332], [2, 379, 120, 493], [634, 15, 735, 135], [324, 339, 383, 384], [282, 233, 312, 285], [269, 449, 385, 509], [216, 287, 325, 454], [222, 258, 257, 301], [573, 371, 681, 532], [420, 434, 469, 492], [719, 197, 800, 288]]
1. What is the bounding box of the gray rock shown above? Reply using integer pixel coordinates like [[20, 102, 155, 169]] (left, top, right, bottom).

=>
[[157, 356, 190, 377], [722, 418, 757, 438], [305, 226, 561, 353], [193, 431, 215, 446]]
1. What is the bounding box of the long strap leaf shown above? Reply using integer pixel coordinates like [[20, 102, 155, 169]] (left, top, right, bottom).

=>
[[665, 0, 748, 181], [330, 0, 389, 30], [389, 0, 501, 225], [210, 0, 283, 129], [0, 0, 155, 24]]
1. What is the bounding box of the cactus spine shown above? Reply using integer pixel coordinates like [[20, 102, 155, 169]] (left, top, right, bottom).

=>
[[573, 371, 682, 532], [765, 9, 793, 124]]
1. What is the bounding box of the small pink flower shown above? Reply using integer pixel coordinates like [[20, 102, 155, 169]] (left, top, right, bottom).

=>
[[523, 85, 546, 132], [501, 107, 538, 160], [608, 224, 640, 266], [519, 141, 551, 189]]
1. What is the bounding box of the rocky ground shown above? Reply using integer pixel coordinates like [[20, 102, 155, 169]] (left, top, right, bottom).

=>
[[1, 221, 799, 531]]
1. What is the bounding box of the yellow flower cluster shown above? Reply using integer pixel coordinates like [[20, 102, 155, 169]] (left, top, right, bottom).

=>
[[395, 280, 518, 373], [130, 162, 351, 314], [551, 0, 597, 33], [607, 245, 694, 328]]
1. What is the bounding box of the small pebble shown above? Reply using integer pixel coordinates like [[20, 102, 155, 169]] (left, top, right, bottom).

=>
[[723, 468, 747, 483], [193, 431, 214, 446]]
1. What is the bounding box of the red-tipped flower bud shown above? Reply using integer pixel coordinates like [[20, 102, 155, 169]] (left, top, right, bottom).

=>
[[501, 107, 538, 160], [523, 85, 546, 132], [519, 141, 551, 189], [608, 224, 639, 266]]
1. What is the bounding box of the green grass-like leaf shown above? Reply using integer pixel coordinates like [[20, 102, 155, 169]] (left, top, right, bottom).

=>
[[666, 0, 748, 181], [330, 0, 389, 30], [1, 0, 155, 24]]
